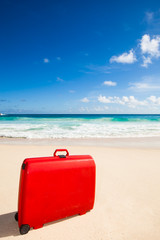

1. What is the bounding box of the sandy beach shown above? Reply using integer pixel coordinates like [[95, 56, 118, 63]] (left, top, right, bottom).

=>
[[0, 139, 160, 240]]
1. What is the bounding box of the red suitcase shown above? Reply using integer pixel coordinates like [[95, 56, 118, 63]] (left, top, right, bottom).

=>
[[15, 149, 96, 234]]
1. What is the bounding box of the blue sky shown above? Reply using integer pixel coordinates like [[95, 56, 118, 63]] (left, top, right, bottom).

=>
[[0, 0, 160, 114]]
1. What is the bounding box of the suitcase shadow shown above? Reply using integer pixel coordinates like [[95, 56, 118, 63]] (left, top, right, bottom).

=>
[[0, 212, 19, 238], [0, 212, 80, 237], [44, 214, 78, 228]]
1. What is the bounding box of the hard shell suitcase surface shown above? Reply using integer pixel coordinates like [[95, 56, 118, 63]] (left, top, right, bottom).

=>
[[15, 149, 96, 234]]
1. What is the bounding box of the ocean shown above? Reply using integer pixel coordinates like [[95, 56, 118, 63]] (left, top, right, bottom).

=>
[[0, 114, 160, 139]]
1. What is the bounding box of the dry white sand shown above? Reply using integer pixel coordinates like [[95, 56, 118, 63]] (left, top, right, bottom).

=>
[[0, 143, 160, 240]]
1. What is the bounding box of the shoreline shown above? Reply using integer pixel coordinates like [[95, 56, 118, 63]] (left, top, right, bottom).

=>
[[0, 136, 160, 148]]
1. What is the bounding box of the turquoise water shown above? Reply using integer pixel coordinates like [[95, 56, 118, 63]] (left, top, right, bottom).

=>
[[0, 114, 160, 138]]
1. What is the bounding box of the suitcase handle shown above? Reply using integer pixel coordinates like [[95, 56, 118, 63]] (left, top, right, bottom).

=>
[[54, 149, 69, 157]]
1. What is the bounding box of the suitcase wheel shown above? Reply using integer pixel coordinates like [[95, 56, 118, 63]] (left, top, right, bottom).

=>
[[14, 212, 18, 221], [20, 224, 30, 235]]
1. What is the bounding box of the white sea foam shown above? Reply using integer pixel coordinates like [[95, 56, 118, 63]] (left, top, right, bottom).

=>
[[0, 117, 160, 139]]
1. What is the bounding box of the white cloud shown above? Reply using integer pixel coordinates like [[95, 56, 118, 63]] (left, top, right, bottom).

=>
[[103, 81, 117, 86], [137, 83, 152, 89], [56, 77, 64, 82], [140, 34, 160, 67], [79, 95, 160, 113], [110, 49, 137, 64], [108, 34, 160, 68], [126, 96, 147, 108], [112, 96, 124, 105], [140, 34, 160, 57], [148, 96, 160, 104], [98, 95, 148, 108], [122, 96, 129, 103], [129, 80, 160, 91], [79, 107, 90, 112], [141, 56, 152, 68], [98, 95, 124, 105], [81, 97, 90, 103], [94, 106, 107, 112], [43, 58, 50, 63], [79, 106, 108, 113], [98, 95, 112, 103], [145, 12, 154, 23], [98, 94, 160, 107]]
